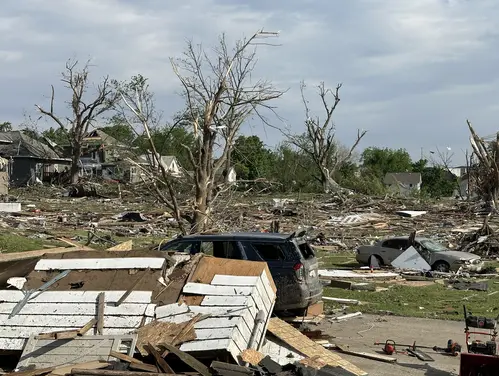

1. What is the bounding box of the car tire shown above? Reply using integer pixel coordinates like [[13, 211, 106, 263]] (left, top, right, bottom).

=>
[[432, 261, 450, 272], [369, 255, 383, 267]]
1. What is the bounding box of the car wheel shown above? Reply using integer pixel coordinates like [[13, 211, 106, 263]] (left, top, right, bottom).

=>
[[432, 261, 450, 272], [369, 255, 383, 267]]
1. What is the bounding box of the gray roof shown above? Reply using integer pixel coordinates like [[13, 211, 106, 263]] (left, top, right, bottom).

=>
[[0, 131, 61, 159], [383, 172, 422, 185], [176, 232, 291, 241]]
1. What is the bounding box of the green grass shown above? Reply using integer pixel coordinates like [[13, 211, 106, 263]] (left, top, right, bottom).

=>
[[0, 233, 65, 253], [323, 281, 499, 320], [318, 249, 499, 320]]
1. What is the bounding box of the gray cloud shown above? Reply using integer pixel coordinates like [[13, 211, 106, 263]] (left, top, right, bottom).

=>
[[1, 0, 499, 165]]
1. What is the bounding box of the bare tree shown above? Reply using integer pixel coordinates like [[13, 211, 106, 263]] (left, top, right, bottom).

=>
[[287, 82, 366, 193], [467, 120, 499, 209], [35, 59, 119, 183], [171, 30, 284, 232], [114, 75, 188, 234]]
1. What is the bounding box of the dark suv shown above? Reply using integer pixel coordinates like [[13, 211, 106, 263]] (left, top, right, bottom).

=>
[[161, 232, 322, 313]]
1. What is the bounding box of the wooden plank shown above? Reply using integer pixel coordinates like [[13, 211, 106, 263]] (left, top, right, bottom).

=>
[[110, 351, 159, 372], [0, 337, 25, 350], [210, 274, 275, 308], [0, 246, 93, 263], [115, 268, 150, 306], [201, 295, 249, 306], [52, 361, 109, 375], [188, 305, 256, 317], [155, 303, 189, 318], [334, 344, 397, 363], [157, 313, 197, 324], [106, 240, 133, 251], [159, 341, 212, 376], [187, 257, 277, 293], [69, 371, 173, 376], [0, 302, 155, 316], [210, 275, 259, 286], [191, 327, 234, 340], [35, 257, 165, 271], [97, 293, 104, 335], [182, 282, 254, 296], [0, 314, 149, 327], [267, 318, 367, 376], [0, 290, 153, 303], [180, 338, 231, 352], [0, 326, 145, 340], [145, 343, 174, 373], [8, 367, 54, 376], [78, 318, 97, 336]]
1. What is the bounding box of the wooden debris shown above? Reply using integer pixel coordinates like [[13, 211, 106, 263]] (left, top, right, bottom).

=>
[[96, 292, 104, 335], [333, 312, 362, 321], [305, 301, 324, 316], [267, 317, 367, 376], [109, 351, 158, 372], [299, 355, 327, 369], [52, 361, 109, 375], [323, 297, 360, 305], [240, 348, 265, 365], [69, 370, 176, 376], [7, 367, 54, 376], [334, 344, 397, 363], [136, 321, 196, 357], [115, 268, 150, 306], [0, 246, 92, 263], [160, 342, 212, 376], [145, 343, 175, 373], [78, 318, 98, 336], [106, 240, 133, 251]]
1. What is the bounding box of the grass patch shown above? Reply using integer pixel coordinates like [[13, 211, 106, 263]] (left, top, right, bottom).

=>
[[318, 250, 499, 320], [324, 281, 499, 320], [316, 249, 360, 269], [0, 233, 65, 253]]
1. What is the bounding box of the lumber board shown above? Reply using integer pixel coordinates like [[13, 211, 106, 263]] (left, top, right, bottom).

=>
[[52, 361, 109, 375], [0, 246, 94, 263], [334, 344, 397, 363], [0, 303, 155, 316], [200, 295, 249, 306], [0, 314, 151, 328], [182, 282, 254, 296], [0, 290, 153, 303], [267, 317, 367, 376], [210, 274, 274, 309], [155, 303, 189, 318], [35, 257, 166, 270]]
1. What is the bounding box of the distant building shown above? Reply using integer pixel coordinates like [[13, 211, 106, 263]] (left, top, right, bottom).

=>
[[383, 172, 422, 195], [0, 131, 70, 186]]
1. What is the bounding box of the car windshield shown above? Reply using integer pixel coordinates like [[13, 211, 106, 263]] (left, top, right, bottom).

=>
[[420, 240, 448, 252]]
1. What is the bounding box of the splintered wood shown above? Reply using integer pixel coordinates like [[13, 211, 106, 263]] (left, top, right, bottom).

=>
[[135, 320, 196, 356], [267, 318, 367, 376]]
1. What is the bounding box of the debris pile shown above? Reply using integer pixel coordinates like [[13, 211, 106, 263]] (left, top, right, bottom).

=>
[[0, 249, 367, 376]]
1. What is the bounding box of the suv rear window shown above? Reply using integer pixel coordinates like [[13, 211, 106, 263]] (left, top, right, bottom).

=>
[[297, 242, 315, 260], [250, 243, 286, 261]]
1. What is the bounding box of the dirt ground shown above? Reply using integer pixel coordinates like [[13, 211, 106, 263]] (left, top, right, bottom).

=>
[[319, 314, 464, 376]]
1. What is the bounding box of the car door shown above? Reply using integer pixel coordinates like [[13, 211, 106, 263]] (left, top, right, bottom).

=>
[[379, 239, 408, 263], [240, 241, 290, 305]]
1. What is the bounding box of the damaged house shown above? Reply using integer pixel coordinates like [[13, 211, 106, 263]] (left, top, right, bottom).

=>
[[0, 131, 70, 187], [383, 172, 422, 196]]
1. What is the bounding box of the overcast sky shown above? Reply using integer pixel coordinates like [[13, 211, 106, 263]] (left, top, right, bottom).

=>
[[2, 0, 499, 165]]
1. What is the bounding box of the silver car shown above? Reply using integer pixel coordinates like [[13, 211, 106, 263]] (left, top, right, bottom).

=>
[[356, 236, 483, 272]]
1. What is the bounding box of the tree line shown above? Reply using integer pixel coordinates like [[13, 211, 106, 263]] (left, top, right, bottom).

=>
[[1, 29, 458, 233]]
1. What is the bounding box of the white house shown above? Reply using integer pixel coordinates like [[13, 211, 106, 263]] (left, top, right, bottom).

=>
[[137, 154, 182, 176], [383, 172, 422, 196]]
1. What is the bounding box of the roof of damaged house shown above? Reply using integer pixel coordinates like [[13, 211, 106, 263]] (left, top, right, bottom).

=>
[[383, 172, 422, 185], [0, 131, 63, 160], [83, 129, 123, 146]]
